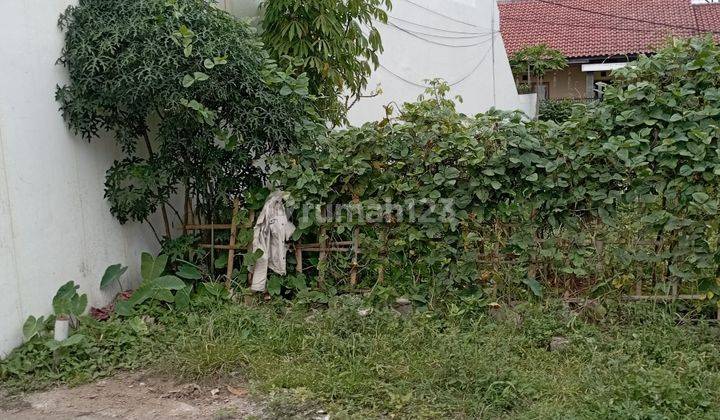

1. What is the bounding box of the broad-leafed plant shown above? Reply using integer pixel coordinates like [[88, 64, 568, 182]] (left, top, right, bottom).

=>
[[509, 44, 567, 94], [56, 0, 313, 245], [260, 0, 391, 125]]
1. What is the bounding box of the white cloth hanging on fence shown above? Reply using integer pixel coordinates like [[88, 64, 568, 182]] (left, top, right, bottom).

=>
[[250, 191, 295, 292]]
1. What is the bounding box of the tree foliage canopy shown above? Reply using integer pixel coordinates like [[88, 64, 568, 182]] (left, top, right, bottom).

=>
[[260, 0, 391, 124], [509, 43, 567, 84], [57, 0, 313, 241]]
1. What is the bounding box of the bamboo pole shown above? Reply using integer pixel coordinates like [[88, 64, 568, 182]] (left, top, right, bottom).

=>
[[199, 244, 242, 250], [225, 198, 240, 290], [318, 226, 327, 288], [246, 209, 255, 287], [350, 227, 359, 287], [185, 224, 233, 230], [296, 241, 353, 248], [295, 245, 303, 273]]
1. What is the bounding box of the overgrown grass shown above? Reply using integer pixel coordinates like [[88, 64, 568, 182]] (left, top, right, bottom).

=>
[[161, 299, 720, 418], [3, 298, 720, 418]]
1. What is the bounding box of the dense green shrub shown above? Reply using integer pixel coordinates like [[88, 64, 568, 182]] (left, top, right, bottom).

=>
[[538, 98, 580, 123], [271, 37, 720, 305], [600, 36, 720, 295], [56, 0, 313, 242], [270, 80, 623, 304]]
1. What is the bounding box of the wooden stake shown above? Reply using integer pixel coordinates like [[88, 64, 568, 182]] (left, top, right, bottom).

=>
[[318, 226, 327, 288], [350, 227, 359, 286], [295, 244, 303, 273], [186, 224, 233, 230], [225, 198, 240, 290], [247, 209, 255, 288]]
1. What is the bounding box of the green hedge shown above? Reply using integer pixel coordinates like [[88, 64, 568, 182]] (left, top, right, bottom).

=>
[[269, 38, 720, 306]]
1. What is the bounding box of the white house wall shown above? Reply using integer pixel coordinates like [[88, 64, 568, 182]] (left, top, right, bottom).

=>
[[227, 0, 522, 123], [347, 0, 521, 123], [0, 1, 158, 356]]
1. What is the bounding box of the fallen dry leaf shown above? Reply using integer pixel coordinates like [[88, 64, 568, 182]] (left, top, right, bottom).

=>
[[226, 386, 248, 397]]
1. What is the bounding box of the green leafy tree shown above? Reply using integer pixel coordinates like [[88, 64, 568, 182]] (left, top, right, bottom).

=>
[[260, 0, 392, 125], [56, 0, 312, 243], [599, 36, 720, 293], [509, 44, 567, 94]]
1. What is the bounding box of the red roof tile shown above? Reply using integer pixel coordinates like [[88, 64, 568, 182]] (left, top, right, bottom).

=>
[[498, 0, 720, 59]]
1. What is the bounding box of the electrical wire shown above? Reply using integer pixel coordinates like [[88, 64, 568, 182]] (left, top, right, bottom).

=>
[[400, 0, 480, 29], [388, 15, 490, 35], [533, 0, 719, 35], [385, 22, 494, 47], [390, 24, 496, 39], [379, 46, 493, 88]]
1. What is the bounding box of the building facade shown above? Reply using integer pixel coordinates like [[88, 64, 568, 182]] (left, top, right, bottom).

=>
[[499, 0, 720, 100]]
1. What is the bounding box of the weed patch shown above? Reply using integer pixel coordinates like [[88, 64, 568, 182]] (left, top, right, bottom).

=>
[[3, 299, 720, 418]]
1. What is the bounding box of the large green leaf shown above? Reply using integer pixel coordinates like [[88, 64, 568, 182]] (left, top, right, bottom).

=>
[[522, 277, 543, 298], [176, 263, 202, 280], [141, 253, 167, 282], [152, 275, 186, 290], [100, 264, 128, 289], [23, 316, 45, 340]]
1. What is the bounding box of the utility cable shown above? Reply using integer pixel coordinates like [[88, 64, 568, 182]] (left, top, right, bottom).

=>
[[388, 15, 490, 35], [384, 21, 494, 47], [400, 0, 480, 29], [391, 24, 496, 39], [379, 46, 493, 88]]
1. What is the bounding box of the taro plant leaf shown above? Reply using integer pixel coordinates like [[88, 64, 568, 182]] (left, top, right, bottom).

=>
[[176, 263, 202, 280], [23, 315, 45, 340], [289, 274, 308, 292], [152, 275, 186, 290], [52, 281, 87, 317], [175, 285, 193, 310], [198, 282, 228, 300], [100, 264, 128, 289], [45, 333, 86, 351], [522, 277, 543, 297], [71, 294, 88, 317], [214, 253, 228, 269], [141, 253, 167, 282], [243, 249, 264, 268], [267, 276, 283, 296], [115, 274, 185, 315]]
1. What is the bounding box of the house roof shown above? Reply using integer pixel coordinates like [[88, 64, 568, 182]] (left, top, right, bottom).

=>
[[498, 0, 720, 59]]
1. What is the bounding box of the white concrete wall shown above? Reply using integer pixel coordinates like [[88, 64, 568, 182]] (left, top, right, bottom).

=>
[[228, 0, 521, 124], [347, 0, 521, 123], [517, 93, 538, 119], [0, 1, 158, 356]]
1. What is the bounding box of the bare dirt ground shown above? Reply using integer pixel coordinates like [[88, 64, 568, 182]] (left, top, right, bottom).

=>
[[0, 372, 266, 419]]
